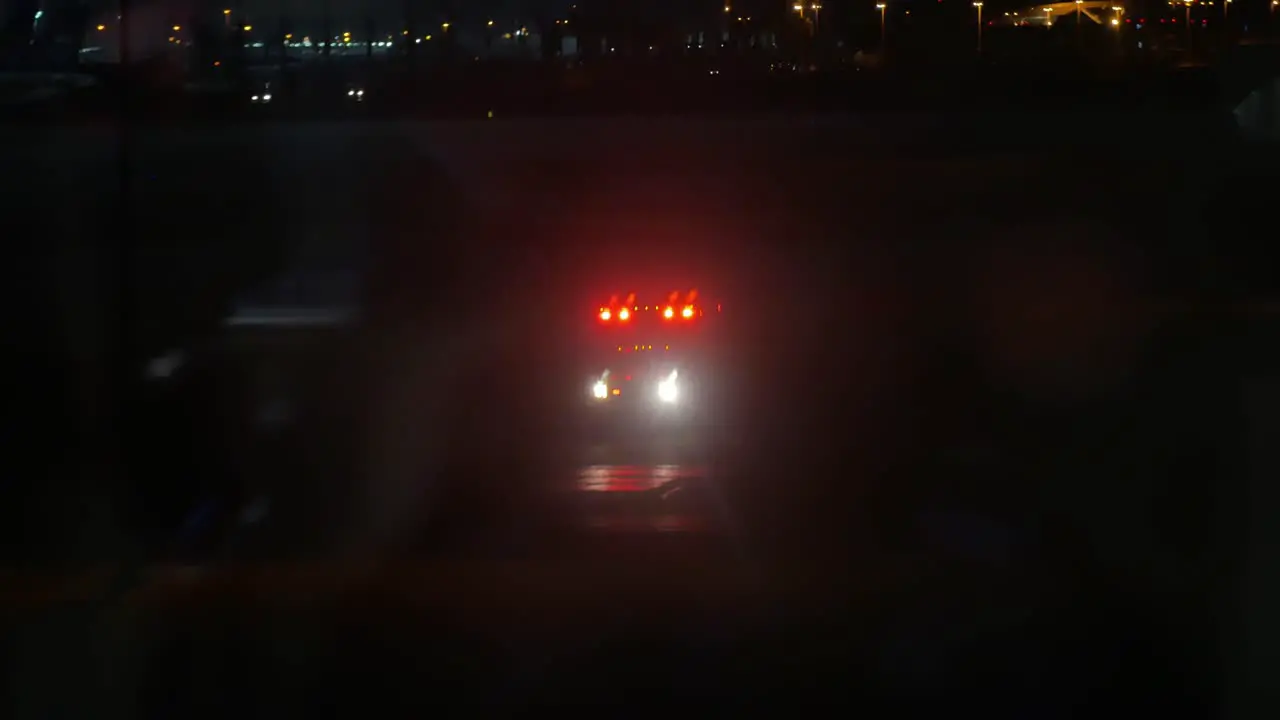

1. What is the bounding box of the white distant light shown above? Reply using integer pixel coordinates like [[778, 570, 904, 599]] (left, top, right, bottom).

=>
[[657, 370, 679, 404], [592, 381, 608, 399], [145, 349, 185, 379]]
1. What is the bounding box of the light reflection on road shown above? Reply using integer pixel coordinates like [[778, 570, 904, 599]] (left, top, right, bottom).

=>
[[575, 464, 712, 534], [577, 464, 707, 492]]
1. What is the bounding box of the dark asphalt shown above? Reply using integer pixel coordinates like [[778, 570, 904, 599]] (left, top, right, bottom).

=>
[[7, 112, 1252, 573], [6, 113, 1275, 715], [8, 114, 1250, 535]]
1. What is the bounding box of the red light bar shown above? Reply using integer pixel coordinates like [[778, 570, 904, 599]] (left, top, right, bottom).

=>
[[661, 305, 697, 320], [601, 292, 706, 322]]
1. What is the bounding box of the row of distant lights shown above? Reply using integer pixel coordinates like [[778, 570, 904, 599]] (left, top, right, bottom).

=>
[[90, 0, 1274, 39], [94, 17, 540, 41], [242, 32, 535, 50], [727, 0, 1275, 26], [105, 3, 1237, 47], [251, 88, 361, 102]]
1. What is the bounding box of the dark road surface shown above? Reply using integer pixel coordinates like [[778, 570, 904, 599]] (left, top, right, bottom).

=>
[[7, 111, 1246, 571], [7, 112, 1278, 715]]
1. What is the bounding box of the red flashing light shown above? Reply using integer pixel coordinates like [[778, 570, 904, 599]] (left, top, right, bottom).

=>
[[603, 295, 704, 323]]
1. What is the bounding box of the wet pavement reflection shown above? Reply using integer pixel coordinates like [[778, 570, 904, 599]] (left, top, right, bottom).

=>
[[576, 464, 707, 493], [573, 463, 715, 535]]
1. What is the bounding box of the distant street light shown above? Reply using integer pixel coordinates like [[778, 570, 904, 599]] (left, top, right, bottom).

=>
[[1184, 0, 1193, 48], [974, 2, 983, 53], [876, 3, 887, 48]]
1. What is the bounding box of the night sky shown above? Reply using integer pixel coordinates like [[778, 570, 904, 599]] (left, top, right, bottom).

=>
[[73, 1, 793, 27], [25, 0, 1049, 39], [79, 1, 584, 25]]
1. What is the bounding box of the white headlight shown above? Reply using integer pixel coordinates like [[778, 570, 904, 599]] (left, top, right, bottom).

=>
[[657, 370, 678, 404], [592, 381, 608, 400]]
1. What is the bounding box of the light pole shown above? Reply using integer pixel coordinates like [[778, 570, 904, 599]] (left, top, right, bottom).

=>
[[877, 3, 887, 49], [1222, 0, 1232, 46], [810, 4, 822, 38], [1045, 7, 1054, 27], [973, 2, 983, 53], [1110, 5, 1123, 54], [1184, 0, 1193, 50]]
